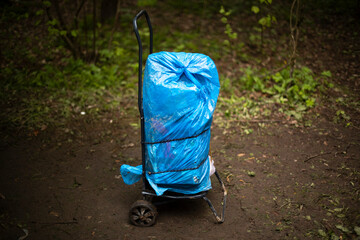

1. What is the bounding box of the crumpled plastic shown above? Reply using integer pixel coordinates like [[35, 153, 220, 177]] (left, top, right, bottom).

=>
[[120, 52, 220, 196]]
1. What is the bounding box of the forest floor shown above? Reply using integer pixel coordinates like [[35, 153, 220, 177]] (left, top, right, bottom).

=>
[[1, 3, 360, 240]]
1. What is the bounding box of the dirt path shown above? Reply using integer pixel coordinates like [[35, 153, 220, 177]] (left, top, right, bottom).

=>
[[0, 114, 359, 239]]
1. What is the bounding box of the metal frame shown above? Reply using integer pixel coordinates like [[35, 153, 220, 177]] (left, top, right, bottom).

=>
[[133, 10, 153, 191], [133, 10, 226, 224]]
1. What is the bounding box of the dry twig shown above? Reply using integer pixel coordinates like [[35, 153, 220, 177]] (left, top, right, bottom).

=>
[[304, 152, 331, 162]]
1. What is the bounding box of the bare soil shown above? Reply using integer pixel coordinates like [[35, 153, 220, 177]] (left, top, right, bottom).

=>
[[1, 114, 359, 239]]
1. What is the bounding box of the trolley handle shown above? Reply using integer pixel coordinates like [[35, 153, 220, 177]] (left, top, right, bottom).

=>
[[133, 10, 153, 108], [133, 10, 153, 55]]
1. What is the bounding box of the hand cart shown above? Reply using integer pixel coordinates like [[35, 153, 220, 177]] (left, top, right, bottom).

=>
[[128, 10, 227, 227]]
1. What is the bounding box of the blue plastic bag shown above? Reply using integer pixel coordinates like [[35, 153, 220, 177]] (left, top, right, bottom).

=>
[[120, 52, 220, 196]]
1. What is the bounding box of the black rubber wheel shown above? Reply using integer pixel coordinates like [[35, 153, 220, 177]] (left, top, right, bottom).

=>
[[129, 200, 157, 227]]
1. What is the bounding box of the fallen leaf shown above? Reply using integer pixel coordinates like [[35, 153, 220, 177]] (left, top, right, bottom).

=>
[[122, 143, 135, 148], [237, 153, 245, 157], [73, 178, 81, 188], [226, 174, 233, 183], [336, 225, 350, 233], [49, 211, 59, 217], [318, 229, 327, 237], [354, 226, 360, 236], [18, 228, 29, 240]]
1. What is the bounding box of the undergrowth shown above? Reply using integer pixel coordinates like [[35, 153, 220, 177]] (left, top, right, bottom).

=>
[[0, 1, 340, 132], [218, 66, 333, 124]]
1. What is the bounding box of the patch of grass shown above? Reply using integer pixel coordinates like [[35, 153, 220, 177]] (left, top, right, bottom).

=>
[[215, 66, 334, 129], [0, 45, 138, 130]]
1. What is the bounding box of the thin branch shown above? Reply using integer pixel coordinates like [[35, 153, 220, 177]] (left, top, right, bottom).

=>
[[280, 200, 293, 209], [53, 0, 67, 31], [84, 3, 88, 60], [108, 0, 122, 49], [289, 0, 300, 78], [304, 152, 332, 162], [258, 63, 289, 79], [74, 0, 86, 29], [92, 0, 97, 62], [75, 0, 86, 19], [234, 119, 282, 123], [30, 220, 78, 226], [45, 3, 79, 58]]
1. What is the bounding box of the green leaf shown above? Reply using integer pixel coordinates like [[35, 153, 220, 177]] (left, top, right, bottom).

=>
[[273, 84, 284, 93], [251, 6, 260, 14], [219, 6, 225, 14], [296, 104, 307, 112], [48, 19, 58, 26], [230, 32, 237, 40], [330, 233, 340, 240], [221, 17, 228, 24], [306, 98, 315, 108], [318, 229, 327, 237], [130, 122, 140, 129], [60, 30, 67, 36], [272, 72, 283, 83], [71, 30, 78, 37], [47, 26, 59, 35], [336, 110, 344, 116], [258, 17, 267, 27], [288, 110, 302, 120], [271, 15, 277, 23], [354, 226, 360, 236], [115, 47, 125, 56], [321, 71, 332, 78], [335, 225, 351, 233], [225, 11, 231, 16], [43, 1, 51, 7], [36, 10, 44, 16]]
